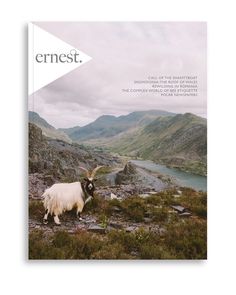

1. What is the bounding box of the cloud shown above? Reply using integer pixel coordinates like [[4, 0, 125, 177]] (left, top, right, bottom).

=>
[[29, 22, 207, 128]]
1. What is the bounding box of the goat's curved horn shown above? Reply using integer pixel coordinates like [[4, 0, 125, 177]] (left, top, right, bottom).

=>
[[78, 166, 90, 178], [91, 166, 104, 179]]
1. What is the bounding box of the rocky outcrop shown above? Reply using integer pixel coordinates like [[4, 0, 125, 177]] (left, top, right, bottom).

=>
[[29, 111, 72, 143], [115, 162, 169, 193], [29, 123, 120, 199], [115, 162, 138, 185]]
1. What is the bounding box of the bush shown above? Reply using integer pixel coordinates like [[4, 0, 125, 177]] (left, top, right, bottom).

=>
[[29, 230, 104, 259], [84, 194, 108, 214], [151, 207, 169, 223], [29, 200, 44, 220], [139, 243, 173, 259], [176, 193, 207, 219], [29, 188, 207, 259], [121, 197, 146, 222], [164, 220, 207, 259], [108, 230, 139, 253], [29, 230, 66, 259], [91, 243, 132, 259], [146, 195, 162, 205], [107, 228, 160, 256]]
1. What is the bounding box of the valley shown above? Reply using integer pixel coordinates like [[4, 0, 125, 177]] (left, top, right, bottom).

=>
[[28, 109, 207, 259]]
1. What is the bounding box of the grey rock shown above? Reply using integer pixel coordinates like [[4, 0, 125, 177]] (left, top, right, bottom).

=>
[[112, 206, 122, 212], [88, 225, 106, 234], [109, 222, 123, 229], [170, 205, 186, 213], [179, 212, 191, 217]]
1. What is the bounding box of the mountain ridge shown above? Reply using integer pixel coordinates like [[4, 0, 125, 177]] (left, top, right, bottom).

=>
[[66, 110, 176, 141], [108, 113, 207, 175], [28, 111, 72, 143], [28, 110, 207, 175]]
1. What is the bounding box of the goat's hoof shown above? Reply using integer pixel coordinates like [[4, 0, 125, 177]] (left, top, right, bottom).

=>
[[55, 222, 61, 226], [43, 219, 48, 224], [79, 217, 83, 221]]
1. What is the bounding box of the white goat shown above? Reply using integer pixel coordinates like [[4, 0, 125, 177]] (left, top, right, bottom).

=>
[[42, 166, 103, 225]]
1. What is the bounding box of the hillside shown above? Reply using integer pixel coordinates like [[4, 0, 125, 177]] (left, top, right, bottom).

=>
[[29, 111, 72, 143], [59, 126, 81, 136], [109, 113, 207, 175], [28, 110, 207, 175], [66, 110, 175, 141], [28, 123, 120, 198], [28, 121, 207, 260]]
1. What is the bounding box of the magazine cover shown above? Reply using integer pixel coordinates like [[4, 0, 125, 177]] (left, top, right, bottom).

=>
[[28, 22, 207, 260]]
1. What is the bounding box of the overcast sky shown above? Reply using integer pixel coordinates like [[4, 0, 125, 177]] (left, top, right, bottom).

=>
[[29, 22, 207, 128]]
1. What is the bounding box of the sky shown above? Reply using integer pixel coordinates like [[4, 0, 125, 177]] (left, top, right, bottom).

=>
[[29, 22, 207, 128]]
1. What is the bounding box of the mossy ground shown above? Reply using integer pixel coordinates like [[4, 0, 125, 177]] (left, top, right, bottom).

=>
[[29, 188, 207, 259]]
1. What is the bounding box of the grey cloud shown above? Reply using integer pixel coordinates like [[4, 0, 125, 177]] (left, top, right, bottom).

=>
[[29, 22, 207, 128]]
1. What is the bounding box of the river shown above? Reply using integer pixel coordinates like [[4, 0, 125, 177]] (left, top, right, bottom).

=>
[[130, 160, 207, 192]]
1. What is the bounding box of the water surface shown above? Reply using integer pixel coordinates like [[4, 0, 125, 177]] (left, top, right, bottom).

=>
[[130, 160, 207, 191]]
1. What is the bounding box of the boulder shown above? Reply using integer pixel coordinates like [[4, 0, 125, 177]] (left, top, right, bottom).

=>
[[88, 224, 106, 234]]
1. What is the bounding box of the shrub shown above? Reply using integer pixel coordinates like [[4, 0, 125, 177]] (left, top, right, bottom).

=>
[[121, 197, 146, 222], [139, 243, 173, 259], [176, 193, 207, 219], [108, 230, 139, 253], [91, 243, 132, 259], [29, 188, 207, 259], [29, 230, 105, 259], [146, 195, 162, 205], [29, 230, 66, 259], [193, 206, 207, 218], [29, 200, 44, 220], [151, 207, 169, 223], [84, 194, 108, 214], [69, 231, 104, 259], [164, 219, 207, 259]]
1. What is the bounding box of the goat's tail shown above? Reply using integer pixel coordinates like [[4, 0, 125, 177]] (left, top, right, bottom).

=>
[[41, 190, 62, 216], [42, 190, 52, 212]]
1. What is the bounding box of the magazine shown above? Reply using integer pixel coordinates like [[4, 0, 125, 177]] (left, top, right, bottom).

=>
[[28, 22, 207, 260]]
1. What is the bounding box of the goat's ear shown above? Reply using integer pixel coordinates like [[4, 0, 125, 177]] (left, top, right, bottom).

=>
[[83, 177, 88, 182], [93, 178, 98, 182]]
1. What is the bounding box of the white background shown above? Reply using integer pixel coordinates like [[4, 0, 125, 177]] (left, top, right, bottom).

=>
[[0, 0, 236, 294]]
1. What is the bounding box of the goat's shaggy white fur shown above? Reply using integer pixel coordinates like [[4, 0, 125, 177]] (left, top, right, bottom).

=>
[[42, 182, 85, 225], [42, 166, 104, 225]]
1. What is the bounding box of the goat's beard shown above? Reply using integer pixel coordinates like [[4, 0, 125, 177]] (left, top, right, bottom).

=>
[[84, 195, 93, 205]]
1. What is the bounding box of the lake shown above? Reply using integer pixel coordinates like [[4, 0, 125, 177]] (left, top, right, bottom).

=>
[[130, 160, 207, 192]]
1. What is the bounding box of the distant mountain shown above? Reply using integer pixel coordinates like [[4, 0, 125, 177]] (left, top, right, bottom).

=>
[[28, 111, 72, 143], [59, 126, 81, 136], [66, 110, 176, 141], [109, 113, 207, 175], [29, 111, 54, 129]]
